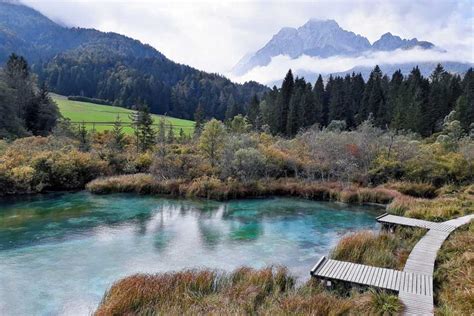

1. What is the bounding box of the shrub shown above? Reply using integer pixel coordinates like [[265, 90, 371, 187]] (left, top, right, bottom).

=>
[[369, 289, 402, 314], [390, 182, 437, 198]]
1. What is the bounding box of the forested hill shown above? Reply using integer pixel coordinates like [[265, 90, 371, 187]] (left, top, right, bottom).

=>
[[0, 2, 268, 119]]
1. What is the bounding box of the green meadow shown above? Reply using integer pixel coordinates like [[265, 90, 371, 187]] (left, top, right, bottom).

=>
[[52, 94, 195, 134]]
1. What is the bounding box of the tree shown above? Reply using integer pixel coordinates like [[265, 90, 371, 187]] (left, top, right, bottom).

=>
[[199, 119, 226, 167], [455, 68, 474, 131], [360, 65, 385, 126], [194, 103, 205, 135], [225, 95, 240, 121], [278, 70, 295, 134], [131, 104, 155, 152], [77, 121, 90, 151], [111, 115, 125, 151], [428, 64, 451, 133], [5, 54, 33, 120], [178, 128, 187, 143], [247, 94, 261, 130], [312, 75, 325, 126], [328, 77, 345, 123], [287, 81, 304, 136], [167, 123, 175, 143], [229, 114, 251, 134], [26, 83, 59, 136], [233, 148, 265, 181]]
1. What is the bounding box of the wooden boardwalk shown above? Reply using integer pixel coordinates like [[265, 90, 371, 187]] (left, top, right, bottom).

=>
[[311, 257, 433, 296], [376, 213, 455, 232], [310, 213, 473, 315]]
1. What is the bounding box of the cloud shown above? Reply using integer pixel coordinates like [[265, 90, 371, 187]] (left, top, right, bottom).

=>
[[20, 0, 473, 77], [230, 48, 474, 85]]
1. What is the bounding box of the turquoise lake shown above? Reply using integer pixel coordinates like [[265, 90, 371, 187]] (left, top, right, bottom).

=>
[[0, 192, 383, 315]]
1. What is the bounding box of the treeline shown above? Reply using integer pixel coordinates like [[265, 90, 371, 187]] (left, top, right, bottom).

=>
[[0, 3, 269, 121], [0, 54, 59, 138], [251, 65, 473, 137], [33, 44, 266, 120], [67, 96, 112, 105]]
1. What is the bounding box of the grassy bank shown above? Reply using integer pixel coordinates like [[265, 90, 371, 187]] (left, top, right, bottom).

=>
[[86, 174, 398, 204], [95, 267, 401, 315], [434, 221, 474, 315]]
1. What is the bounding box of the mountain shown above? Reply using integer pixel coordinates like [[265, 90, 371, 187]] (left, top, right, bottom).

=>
[[233, 19, 373, 76], [0, 1, 268, 120], [372, 32, 434, 51], [233, 19, 472, 86], [233, 19, 440, 77]]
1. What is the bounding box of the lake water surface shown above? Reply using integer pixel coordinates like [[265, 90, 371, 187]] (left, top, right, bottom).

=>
[[0, 192, 382, 315]]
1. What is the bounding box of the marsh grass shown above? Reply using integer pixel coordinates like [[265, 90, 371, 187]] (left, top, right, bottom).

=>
[[387, 187, 473, 222], [369, 289, 403, 314], [331, 227, 425, 270], [434, 222, 474, 315], [87, 174, 399, 205], [387, 182, 438, 198], [95, 266, 402, 315]]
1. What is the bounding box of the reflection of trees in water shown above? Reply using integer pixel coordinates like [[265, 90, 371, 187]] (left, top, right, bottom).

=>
[[197, 221, 223, 250], [229, 221, 263, 242]]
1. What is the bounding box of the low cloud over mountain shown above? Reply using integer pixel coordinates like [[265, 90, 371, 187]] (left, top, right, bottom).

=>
[[231, 19, 472, 85]]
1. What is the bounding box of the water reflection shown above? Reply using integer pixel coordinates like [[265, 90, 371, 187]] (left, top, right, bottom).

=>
[[0, 192, 382, 316]]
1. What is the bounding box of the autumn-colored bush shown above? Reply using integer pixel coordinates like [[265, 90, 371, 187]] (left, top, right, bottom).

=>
[[0, 142, 108, 195]]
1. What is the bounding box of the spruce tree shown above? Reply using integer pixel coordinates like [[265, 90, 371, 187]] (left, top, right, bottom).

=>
[[287, 86, 303, 136], [194, 103, 205, 135], [455, 68, 474, 131], [322, 75, 333, 126], [328, 77, 345, 123], [312, 75, 325, 126], [301, 82, 315, 128], [111, 115, 125, 151], [279, 70, 294, 134], [135, 105, 155, 152], [247, 94, 261, 130], [428, 64, 450, 133]]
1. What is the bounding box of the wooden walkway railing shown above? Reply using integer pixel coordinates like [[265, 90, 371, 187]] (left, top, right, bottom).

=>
[[310, 213, 473, 316]]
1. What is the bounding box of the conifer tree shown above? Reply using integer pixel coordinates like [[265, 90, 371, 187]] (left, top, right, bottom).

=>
[[328, 77, 345, 123], [111, 115, 125, 151], [287, 86, 303, 136], [455, 68, 474, 131], [247, 94, 261, 130], [167, 123, 175, 143], [194, 103, 205, 135], [133, 104, 155, 152], [312, 75, 325, 126], [278, 70, 295, 134]]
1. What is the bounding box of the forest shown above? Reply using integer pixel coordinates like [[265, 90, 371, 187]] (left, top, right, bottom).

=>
[[251, 65, 473, 137]]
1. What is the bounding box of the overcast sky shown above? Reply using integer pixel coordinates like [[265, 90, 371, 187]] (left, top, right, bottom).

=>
[[21, 0, 474, 82]]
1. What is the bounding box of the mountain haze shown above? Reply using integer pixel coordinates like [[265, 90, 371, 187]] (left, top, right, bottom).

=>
[[0, 1, 267, 120], [232, 19, 471, 82]]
